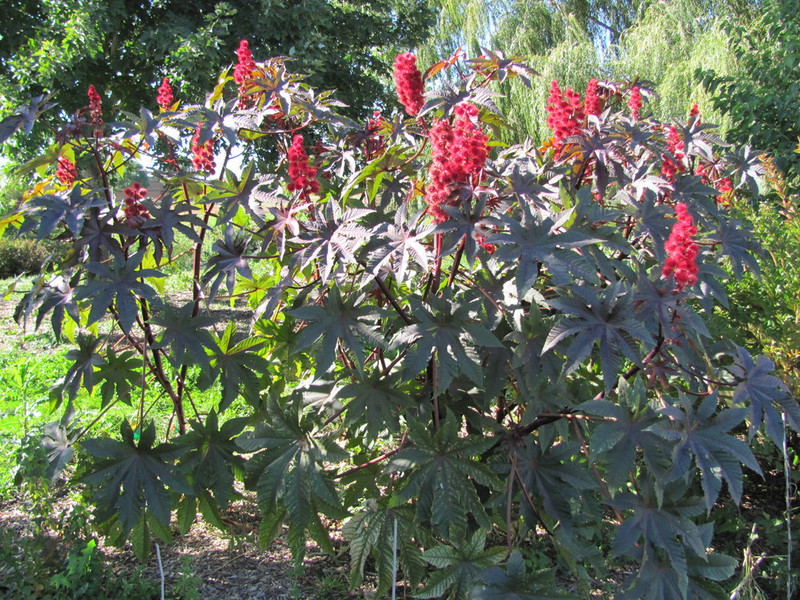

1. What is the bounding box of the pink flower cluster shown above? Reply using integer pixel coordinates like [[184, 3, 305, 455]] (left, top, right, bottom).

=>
[[56, 157, 78, 185], [157, 78, 174, 110], [191, 127, 215, 174], [87, 85, 103, 137], [234, 40, 257, 108], [628, 86, 642, 120], [663, 202, 699, 290], [393, 53, 425, 116], [425, 102, 488, 222], [287, 134, 320, 201], [546, 81, 585, 147], [122, 182, 151, 228]]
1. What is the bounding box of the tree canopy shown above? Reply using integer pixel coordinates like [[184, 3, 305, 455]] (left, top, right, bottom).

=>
[[0, 0, 434, 159]]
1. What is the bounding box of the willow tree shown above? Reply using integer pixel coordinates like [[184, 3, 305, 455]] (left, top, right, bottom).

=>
[[420, 0, 758, 143]]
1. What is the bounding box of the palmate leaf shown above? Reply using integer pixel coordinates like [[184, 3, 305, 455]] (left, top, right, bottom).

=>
[[12, 273, 79, 340], [203, 225, 252, 302], [436, 196, 498, 264], [612, 479, 707, 598], [729, 344, 800, 445], [140, 195, 203, 263], [709, 216, 761, 278], [473, 551, 577, 600], [237, 397, 347, 561], [22, 186, 106, 240], [364, 205, 431, 284], [174, 409, 247, 512], [41, 417, 79, 482], [618, 523, 736, 600], [394, 295, 502, 392], [386, 416, 500, 538], [74, 248, 165, 333], [656, 392, 762, 511], [339, 372, 413, 437], [511, 438, 596, 532], [579, 377, 674, 487], [342, 501, 428, 595], [150, 302, 216, 371], [417, 529, 505, 600], [95, 348, 142, 407], [489, 203, 603, 298], [201, 321, 270, 412], [292, 199, 372, 283], [52, 332, 103, 402], [290, 285, 385, 374], [81, 420, 191, 533], [544, 281, 652, 392]]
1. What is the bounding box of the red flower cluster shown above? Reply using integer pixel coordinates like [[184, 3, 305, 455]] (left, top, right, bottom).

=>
[[661, 125, 686, 183], [628, 86, 642, 120], [689, 103, 700, 120], [546, 81, 585, 148], [663, 202, 699, 290], [584, 78, 602, 117], [425, 102, 489, 222], [87, 85, 103, 137], [287, 134, 320, 201], [364, 110, 386, 159], [234, 40, 257, 108], [157, 77, 174, 110], [716, 177, 733, 205], [122, 182, 151, 228], [191, 127, 215, 174], [56, 157, 78, 185], [393, 53, 425, 116]]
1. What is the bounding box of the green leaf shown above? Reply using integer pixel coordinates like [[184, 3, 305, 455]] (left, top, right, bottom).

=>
[[417, 530, 505, 600], [203, 321, 270, 411], [95, 349, 141, 407], [238, 397, 346, 562], [387, 416, 500, 538], [290, 285, 385, 374], [81, 420, 191, 533], [473, 551, 577, 600]]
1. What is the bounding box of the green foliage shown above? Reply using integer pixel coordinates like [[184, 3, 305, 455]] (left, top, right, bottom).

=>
[[698, 0, 800, 185], [2, 40, 798, 600], [0, 236, 57, 279], [0, 0, 435, 160]]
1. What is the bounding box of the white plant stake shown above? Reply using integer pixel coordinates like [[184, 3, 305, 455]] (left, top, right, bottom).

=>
[[392, 517, 398, 600]]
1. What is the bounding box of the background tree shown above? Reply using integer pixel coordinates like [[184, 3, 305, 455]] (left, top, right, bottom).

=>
[[698, 0, 800, 185], [420, 0, 759, 144], [0, 0, 434, 160]]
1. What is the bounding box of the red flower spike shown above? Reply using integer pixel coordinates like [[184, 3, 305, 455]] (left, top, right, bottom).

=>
[[628, 86, 642, 120], [191, 126, 216, 174], [122, 182, 151, 228], [689, 103, 700, 119], [662, 202, 699, 290], [393, 53, 425, 116], [584, 78, 601, 117], [545, 80, 585, 151], [716, 177, 733, 205], [87, 85, 104, 136], [286, 134, 320, 202], [234, 40, 257, 109], [157, 77, 174, 110], [56, 157, 78, 185], [424, 102, 489, 222]]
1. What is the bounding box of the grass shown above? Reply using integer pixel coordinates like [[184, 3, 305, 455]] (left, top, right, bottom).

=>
[[0, 271, 228, 500]]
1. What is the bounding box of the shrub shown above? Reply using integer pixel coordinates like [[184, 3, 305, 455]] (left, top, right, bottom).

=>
[[2, 44, 798, 599]]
